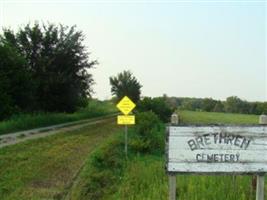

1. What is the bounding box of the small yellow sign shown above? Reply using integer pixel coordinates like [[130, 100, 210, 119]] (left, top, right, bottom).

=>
[[116, 96, 136, 115], [117, 115, 135, 125]]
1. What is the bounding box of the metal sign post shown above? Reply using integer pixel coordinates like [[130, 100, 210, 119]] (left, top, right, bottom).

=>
[[116, 96, 136, 158], [125, 125, 128, 158]]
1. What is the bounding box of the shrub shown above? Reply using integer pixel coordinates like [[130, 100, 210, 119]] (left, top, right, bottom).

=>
[[81, 136, 125, 200], [130, 111, 163, 153], [137, 97, 173, 122]]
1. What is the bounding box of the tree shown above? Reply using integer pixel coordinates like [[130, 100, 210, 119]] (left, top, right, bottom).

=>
[[1, 23, 97, 112], [225, 96, 245, 113], [109, 70, 142, 103], [201, 98, 217, 112], [0, 43, 34, 119], [213, 101, 224, 112], [137, 97, 173, 122]]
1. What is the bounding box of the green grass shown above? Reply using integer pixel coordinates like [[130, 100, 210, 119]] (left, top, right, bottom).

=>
[[111, 155, 259, 200], [178, 110, 259, 124], [79, 110, 263, 200], [0, 110, 265, 200], [0, 100, 117, 135], [0, 118, 121, 200], [66, 133, 126, 200]]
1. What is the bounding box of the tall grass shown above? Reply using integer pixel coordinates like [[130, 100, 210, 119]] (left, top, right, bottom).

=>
[[0, 100, 117, 135], [73, 110, 264, 200], [0, 118, 120, 200], [111, 155, 257, 200]]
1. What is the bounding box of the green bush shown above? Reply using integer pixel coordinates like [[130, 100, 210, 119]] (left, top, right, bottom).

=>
[[137, 97, 173, 122], [130, 111, 163, 153], [80, 136, 125, 200], [91, 138, 124, 170]]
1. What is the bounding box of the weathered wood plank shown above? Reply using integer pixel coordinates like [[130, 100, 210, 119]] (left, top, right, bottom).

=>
[[167, 125, 267, 174], [168, 163, 267, 173]]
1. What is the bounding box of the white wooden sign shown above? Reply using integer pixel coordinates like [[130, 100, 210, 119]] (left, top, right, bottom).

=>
[[166, 125, 267, 174]]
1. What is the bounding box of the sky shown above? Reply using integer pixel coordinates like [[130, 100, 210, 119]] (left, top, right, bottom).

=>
[[0, 0, 266, 101]]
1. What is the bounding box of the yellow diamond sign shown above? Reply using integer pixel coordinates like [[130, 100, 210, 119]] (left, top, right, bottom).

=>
[[116, 96, 136, 115]]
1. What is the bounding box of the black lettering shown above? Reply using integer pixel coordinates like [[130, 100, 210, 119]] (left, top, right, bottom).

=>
[[214, 154, 219, 162], [234, 135, 242, 147], [213, 133, 219, 144], [236, 154, 240, 162], [220, 154, 224, 162], [188, 139, 198, 151], [225, 154, 230, 162], [219, 133, 226, 144], [203, 134, 211, 145], [196, 136, 204, 148], [196, 154, 201, 162], [230, 154, 235, 162], [207, 154, 214, 162], [226, 135, 235, 145], [241, 138, 251, 149]]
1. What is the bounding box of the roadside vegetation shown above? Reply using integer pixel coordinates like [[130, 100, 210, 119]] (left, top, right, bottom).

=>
[[179, 110, 259, 125], [0, 23, 97, 120], [67, 110, 266, 200], [0, 100, 116, 135], [1, 20, 267, 200], [165, 95, 267, 115], [0, 118, 121, 200]]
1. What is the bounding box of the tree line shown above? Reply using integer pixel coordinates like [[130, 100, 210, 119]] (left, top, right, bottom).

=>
[[165, 96, 267, 115], [1, 23, 266, 121], [0, 23, 96, 120]]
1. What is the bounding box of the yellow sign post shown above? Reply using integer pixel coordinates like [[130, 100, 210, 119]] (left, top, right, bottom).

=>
[[116, 96, 136, 158]]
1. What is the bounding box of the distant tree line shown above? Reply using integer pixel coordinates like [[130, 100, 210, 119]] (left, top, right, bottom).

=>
[[0, 23, 96, 120], [164, 95, 267, 115]]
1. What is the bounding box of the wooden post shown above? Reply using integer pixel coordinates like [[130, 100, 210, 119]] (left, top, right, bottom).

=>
[[169, 113, 178, 200], [256, 114, 266, 200], [169, 174, 176, 200], [256, 175, 264, 200]]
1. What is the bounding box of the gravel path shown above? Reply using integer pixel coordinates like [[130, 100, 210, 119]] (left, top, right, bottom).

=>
[[0, 114, 116, 148]]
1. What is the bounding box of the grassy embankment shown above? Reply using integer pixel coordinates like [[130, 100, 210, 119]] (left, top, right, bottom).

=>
[[0, 118, 122, 200], [69, 110, 265, 200], [0, 100, 117, 135]]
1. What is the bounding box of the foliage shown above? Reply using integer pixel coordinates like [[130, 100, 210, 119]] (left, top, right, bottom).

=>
[[1, 110, 262, 199], [112, 155, 261, 200], [171, 96, 267, 115], [0, 119, 120, 200], [178, 110, 259, 125], [109, 111, 263, 200], [70, 134, 126, 200], [0, 23, 97, 115], [109, 70, 142, 103], [130, 111, 163, 153], [0, 100, 116, 135], [201, 98, 217, 112], [0, 44, 34, 119], [137, 97, 173, 122]]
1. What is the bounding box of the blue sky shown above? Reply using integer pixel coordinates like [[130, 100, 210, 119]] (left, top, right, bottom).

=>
[[0, 0, 266, 101]]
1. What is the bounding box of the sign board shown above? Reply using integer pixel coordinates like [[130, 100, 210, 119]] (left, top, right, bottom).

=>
[[166, 125, 267, 174], [117, 115, 135, 125], [116, 96, 136, 115]]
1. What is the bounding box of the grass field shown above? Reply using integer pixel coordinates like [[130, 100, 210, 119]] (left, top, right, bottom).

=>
[[71, 110, 265, 200], [106, 111, 264, 200], [0, 118, 121, 200], [0, 110, 265, 200], [178, 110, 259, 124], [0, 100, 117, 135]]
